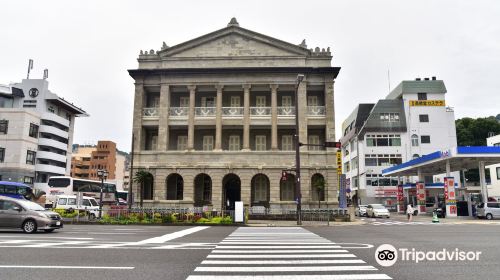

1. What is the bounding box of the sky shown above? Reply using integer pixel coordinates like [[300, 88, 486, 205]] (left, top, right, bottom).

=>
[[1, 0, 499, 152]]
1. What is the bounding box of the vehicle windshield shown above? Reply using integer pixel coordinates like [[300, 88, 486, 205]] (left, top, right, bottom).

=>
[[17, 200, 46, 211], [372, 205, 386, 209]]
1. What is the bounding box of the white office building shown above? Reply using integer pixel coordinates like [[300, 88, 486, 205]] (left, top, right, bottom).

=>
[[0, 79, 87, 189], [340, 77, 459, 210]]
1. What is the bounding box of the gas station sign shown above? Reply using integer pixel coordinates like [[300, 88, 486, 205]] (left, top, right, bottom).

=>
[[416, 182, 426, 213], [444, 177, 457, 217]]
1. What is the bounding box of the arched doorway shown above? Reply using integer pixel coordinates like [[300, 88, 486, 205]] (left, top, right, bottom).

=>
[[136, 170, 154, 202], [222, 173, 241, 210], [166, 173, 183, 200], [251, 174, 270, 207], [194, 173, 212, 206]]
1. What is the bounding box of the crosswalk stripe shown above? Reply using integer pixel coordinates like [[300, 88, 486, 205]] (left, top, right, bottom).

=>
[[195, 265, 378, 272], [216, 245, 341, 249], [207, 254, 357, 258], [201, 260, 366, 265], [187, 274, 392, 280], [211, 249, 349, 253]]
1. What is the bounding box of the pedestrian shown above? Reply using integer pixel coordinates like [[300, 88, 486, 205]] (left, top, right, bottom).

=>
[[406, 204, 414, 222]]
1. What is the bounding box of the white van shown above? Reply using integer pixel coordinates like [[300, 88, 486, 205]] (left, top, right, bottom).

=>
[[54, 195, 100, 219]]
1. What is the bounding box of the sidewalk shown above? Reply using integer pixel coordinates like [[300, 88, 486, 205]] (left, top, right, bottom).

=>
[[388, 213, 497, 224]]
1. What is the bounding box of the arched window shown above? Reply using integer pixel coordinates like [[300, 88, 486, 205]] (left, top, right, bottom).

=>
[[411, 134, 419, 147], [280, 174, 296, 201], [194, 173, 212, 206], [251, 174, 270, 206], [311, 174, 326, 203], [166, 174, 183, 200]]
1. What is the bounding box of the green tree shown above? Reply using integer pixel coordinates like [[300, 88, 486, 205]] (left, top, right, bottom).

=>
[[134, 170, 152, 207], [455, 116, 500, 183]]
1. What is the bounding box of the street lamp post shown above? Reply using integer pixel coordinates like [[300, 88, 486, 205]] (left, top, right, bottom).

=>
[[97, 169, 109, 219], [294, 74, 305, 226]]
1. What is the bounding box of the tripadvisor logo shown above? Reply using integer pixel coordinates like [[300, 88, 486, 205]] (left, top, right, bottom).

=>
[[375, 244, 482, 267]]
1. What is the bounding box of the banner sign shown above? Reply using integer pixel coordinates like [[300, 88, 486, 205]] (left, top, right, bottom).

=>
[[339, 174, 347, 209], [416, 182, 426, 213], [397, 185, 404, 202], [409, 100, 445, 106], [336, 150, 342, 175], [444, 177, 457, 217]]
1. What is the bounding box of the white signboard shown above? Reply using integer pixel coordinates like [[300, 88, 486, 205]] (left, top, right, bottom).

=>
[[234, 201, 244, 223]]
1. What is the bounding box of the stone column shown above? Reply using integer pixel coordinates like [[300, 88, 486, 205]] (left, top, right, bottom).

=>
[[325, 80, 335, 143], [297, 81, 308, 151], [215, 85, 223, 151], [271, 84, 279, 150], [158, 83, 170, 151], [132, 81, 145, 152], [187, 85, 196, 150], [243, 84, 251, 151]]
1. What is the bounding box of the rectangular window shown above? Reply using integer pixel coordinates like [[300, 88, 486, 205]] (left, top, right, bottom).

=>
[[202, 135, 214, 151], [421, 135, 431, 144], [419, 114, 429, 122], [179, 97, 189, 107], [256, 96, 266, 107], [0, 147, 4, 162], [228, 135, 240, 151], [365, 158, 377, 166], [177, 135, 187, 150], [230, 96, 241, 107], [282, 96, 292, 107], [282, 135, 293, 151], [29, 123, 39, 138], [26, 150, 36, 165], [307, 96, 318, 106], [308, 135, 320, 151], [0, 120, 8, 134], [390, 137, 401, 146], [23, 176, 34, 184], [201, 97, 215, 107], [497, 167, 500, 180], [255, 135, 267, 151], [48, 106, 55, 113], [418, 93, 427, 100], [376, 138, 389, 146]]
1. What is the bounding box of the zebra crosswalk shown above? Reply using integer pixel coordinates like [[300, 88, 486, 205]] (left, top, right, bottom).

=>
[[186, 227, 392, 280]]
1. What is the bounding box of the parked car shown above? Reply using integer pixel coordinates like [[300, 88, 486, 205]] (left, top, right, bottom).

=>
[[55, 195, 99, 219], [477, 202, 500, 220], [355, 205, 368, 217], [366, 204, 390, 218], [0, 196, 63, 233]]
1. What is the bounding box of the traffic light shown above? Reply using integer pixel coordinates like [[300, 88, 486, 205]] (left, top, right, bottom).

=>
[[324, 141, 342, 149], [281, 171, 288, 181]]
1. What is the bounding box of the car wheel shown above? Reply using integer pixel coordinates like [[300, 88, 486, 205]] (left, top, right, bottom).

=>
[[89, 213, 96, 220], [371, 213, 375, 218], [22, 219, 37, 234], [44, 229, 55, 233], [486, 213, 493, 220]]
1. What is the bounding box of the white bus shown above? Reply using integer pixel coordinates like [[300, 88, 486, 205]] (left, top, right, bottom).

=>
[[39, 176, 117, 206]]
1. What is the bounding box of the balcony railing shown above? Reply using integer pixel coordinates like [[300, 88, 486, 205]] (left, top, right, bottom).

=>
[[143, 107, 159, 118], [277, 106, 295, 116], [222, 107, 244, 116], [195, 107, 216, 117], [250, 107, 271, 116], [169, 107, 188, 117], [307, 106, 326, 116]]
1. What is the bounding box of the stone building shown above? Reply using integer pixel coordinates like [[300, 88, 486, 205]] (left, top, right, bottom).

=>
[[128, 18, 340, 210]]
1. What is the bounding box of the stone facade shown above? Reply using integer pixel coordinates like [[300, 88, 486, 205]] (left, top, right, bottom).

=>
[[128, 18, 341, 210]]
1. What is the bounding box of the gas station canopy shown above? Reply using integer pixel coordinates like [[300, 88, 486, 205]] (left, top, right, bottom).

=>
[[382, 146, 500, 177]]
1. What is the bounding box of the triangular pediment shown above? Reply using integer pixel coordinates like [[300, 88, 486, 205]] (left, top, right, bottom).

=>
[[160, 26, 310, 58]]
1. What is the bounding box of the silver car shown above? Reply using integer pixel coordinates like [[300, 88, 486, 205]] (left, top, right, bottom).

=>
[[477, 202, 500, 220], [0, 196, 63, 233]]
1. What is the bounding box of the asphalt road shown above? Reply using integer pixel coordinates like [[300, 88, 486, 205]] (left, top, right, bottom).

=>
[[0, 222, 498, 280]]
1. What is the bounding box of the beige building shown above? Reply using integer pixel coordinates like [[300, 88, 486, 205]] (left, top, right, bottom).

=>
[[128, 18, 340, 210]]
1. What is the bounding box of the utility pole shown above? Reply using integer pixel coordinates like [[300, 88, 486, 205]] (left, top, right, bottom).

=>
[[294, 74, 304, 225]]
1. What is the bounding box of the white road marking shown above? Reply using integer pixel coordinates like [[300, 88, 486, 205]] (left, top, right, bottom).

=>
[[207, 254, 357, 258], [202, 260, 366, 265], [0, 265, 134, 270], [216, 245, 341, 249], [211, 249, 349, 253], [219, 242, 335, 245], [195, 266, 377, 272], [18, 241, 89, 247], [186, 275, 392, 280], [135, 226, 210, 244]]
